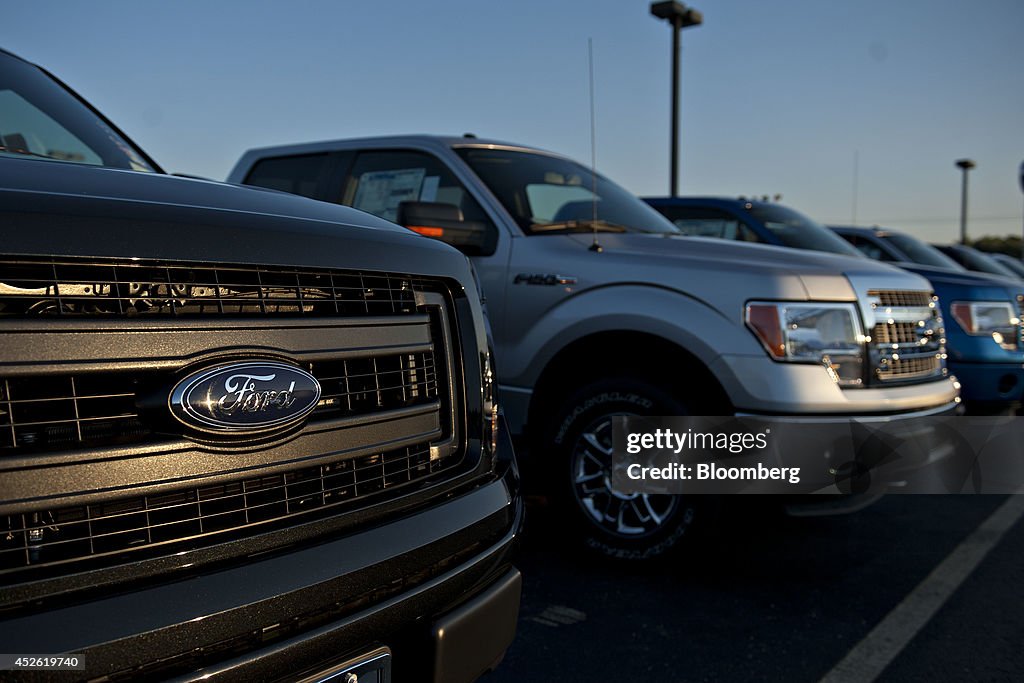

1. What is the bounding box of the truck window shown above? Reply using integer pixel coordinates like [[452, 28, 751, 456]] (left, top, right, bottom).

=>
[[0, 90, 102, 166], [244, 153, 329, 199], [844, 235, 893, 261], [745, 204, 861, 256], [343, 150, 495, 227], [881, 233, 963, 270], [0, 51, 154, 172], [456, 147, 680, 235], [657, 206, 760, 242]]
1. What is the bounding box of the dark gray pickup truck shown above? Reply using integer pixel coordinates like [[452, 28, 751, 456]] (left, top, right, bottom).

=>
[[0, 49, 521, 683]]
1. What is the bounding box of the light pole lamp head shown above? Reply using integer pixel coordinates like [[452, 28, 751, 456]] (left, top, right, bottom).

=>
[[955, 159, 976, 171], [650, 1, 703, 27]]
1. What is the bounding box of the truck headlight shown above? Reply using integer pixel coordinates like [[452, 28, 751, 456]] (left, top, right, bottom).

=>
[[950, 301, 1020, 351], [746, 302, 865, 385]]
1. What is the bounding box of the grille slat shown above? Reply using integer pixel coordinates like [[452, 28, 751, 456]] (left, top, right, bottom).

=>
[[0, 441, 457, 580], [869, 289, 933, 308], [877, 354, 942, 381], [872, 321, 925, 345], [0, 258, 426, 318]]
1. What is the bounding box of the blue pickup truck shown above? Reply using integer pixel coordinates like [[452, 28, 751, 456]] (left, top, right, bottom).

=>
[[834, 227, 1024, 414], [643, 197, 1024, 414]]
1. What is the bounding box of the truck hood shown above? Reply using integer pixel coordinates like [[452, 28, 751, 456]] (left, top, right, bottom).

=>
[[897, 262, 1024, 297], [0, 157, 469, 280], [564, 232, 931, 301], [0, 157, 409, 233]]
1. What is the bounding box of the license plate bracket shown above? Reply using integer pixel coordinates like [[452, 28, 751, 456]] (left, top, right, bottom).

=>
[[298, 646, 391, 683]]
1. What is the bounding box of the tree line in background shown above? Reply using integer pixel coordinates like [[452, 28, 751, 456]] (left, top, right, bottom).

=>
[[971, 235, 1022, 258]]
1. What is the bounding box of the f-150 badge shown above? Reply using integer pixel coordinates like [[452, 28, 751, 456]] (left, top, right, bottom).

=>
[[513, 273, 577, 286]]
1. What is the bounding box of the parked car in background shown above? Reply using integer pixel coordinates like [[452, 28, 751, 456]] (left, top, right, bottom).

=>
[[640, 198, 1022, 415], [0, 49, 522, 682], [642, 196, 864, 258], [988, 252, 1024, 279], [834, 227, 1024, 414], [231, 136, 960, 559], [934, 243, 1024, 281]]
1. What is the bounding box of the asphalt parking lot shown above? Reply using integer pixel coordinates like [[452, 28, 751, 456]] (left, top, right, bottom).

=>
[[488, 494, 1023, 682]]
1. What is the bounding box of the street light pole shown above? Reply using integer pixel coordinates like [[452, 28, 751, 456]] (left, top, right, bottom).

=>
[[650, 1, 702, 197], [955, 158, 975, 245], [670, 14, 680, 197]]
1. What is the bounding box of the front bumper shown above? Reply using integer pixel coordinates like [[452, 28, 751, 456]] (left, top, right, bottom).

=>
[[736, 401, 961, 496], [947, 360, 1024, 409], [713, 353, 961, 415], [0, 426, 524, 683], [738, 405, 963, 516]]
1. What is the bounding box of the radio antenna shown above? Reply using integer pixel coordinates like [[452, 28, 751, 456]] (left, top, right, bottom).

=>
[[588, 38, 603, 253]]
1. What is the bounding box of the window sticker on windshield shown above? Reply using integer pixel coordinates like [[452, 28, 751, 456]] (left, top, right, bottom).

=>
[[353, 168, 426, 222], [420, 175, 439, 203]]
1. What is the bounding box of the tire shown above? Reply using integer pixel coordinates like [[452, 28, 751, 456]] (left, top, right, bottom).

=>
[[543, 377, 705, 560]]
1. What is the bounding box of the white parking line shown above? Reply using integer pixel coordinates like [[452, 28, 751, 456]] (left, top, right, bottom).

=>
[[820, 494, 1024, 683], [528, 605, 587, 627]]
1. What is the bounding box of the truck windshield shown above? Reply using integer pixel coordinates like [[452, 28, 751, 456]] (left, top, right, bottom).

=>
[[945, 246, 1019, 278], [455, 147, 680, 235], [992, 255, 1024, 278], [0, 51, 155, 172], [746, 204, 862, 256], [882, 233, 964, 270]]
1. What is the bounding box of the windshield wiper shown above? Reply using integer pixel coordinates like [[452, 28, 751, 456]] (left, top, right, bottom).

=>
[[530, 219, 628, 234]]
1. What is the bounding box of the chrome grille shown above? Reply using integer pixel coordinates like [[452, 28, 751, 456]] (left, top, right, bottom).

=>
[[0, 351, 439, 454], [869, 290, 933, 308], [1019, 296, 1024, 347], [877, 355, 942, 381], [0, 440, 461, 581], [872, 321, 923, 345], [866, 290, 945, 384], [0, 258, 428, 318]]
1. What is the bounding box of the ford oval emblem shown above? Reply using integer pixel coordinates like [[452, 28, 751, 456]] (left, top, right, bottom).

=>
[[169, 361, 321, 434]]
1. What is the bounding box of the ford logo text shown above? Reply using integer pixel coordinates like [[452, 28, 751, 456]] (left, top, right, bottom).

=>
[[169, 361, 321, 434]]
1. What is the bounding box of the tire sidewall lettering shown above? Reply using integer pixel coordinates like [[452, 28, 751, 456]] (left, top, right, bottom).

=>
[[552, 391, 654, 446]]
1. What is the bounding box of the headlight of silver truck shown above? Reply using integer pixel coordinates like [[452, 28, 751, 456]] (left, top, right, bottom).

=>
[[746, 302, 865, 385], [950, 301, 1020, 351]]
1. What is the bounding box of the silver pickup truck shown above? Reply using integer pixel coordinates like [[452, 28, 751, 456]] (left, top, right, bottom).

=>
[[229, 135, 960, 559]]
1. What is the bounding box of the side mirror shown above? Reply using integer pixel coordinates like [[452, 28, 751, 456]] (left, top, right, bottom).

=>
[[396, 201, 497, 256]]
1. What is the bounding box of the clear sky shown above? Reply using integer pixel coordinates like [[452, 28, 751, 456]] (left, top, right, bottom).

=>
[[5, 0, 1023, 242]]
